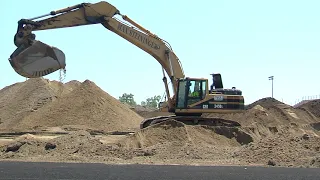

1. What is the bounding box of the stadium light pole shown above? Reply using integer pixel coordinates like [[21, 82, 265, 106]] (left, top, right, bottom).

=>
[[268, 76, 274, 98]]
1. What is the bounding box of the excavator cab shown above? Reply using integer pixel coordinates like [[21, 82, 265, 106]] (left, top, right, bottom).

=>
[[175, 78, 207, 114], [174, 75, 244, 116]]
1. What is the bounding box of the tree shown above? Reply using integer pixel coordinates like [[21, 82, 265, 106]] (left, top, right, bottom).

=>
[[118, 93, 137, 106], [141, 95, 161, 108], [141, 101, 147, 106]]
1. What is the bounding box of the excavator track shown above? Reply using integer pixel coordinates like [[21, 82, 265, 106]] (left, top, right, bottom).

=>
[[140, 115, 241, 129]]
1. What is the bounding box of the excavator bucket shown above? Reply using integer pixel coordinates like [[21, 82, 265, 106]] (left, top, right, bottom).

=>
[[9, 41, 66, 78]]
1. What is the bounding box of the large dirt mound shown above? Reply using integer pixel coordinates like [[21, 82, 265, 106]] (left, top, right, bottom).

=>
[[245, 97, 319, 125], [0, 78, 65, 130], [205, 105, 315, 127], [297, 99, 320, 118], [14, 80, 143, 132], [203, 97, 320, 141], [204, 97, 289, 125]]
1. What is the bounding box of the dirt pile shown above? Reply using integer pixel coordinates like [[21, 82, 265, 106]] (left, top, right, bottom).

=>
[[117, 120, 252, 162], [297, 99, 320, 118], [233, 132, 320, 167], [0, 119, 319, 167], [2, 78, 320, 168], [244, 98, 320, 127], [0, 120, 253, 164], [0, 78, 66, 130], [64, 80, 81, 91], [204, 97, 320, 135], [245, 97, 286, 109], [14, 80, 143, 132], [0, 130, 150, 162]]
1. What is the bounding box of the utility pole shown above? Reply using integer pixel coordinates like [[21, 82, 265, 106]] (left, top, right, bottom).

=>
[[268, 76, 274, 98]]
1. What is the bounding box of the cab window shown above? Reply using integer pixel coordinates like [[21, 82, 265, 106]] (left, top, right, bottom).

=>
[[188, 80, 201, 98]]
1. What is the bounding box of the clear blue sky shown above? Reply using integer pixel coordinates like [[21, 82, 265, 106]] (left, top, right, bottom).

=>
[[2, 0, 320, 105]]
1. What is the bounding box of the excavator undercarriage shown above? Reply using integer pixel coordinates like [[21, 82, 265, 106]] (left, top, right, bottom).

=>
[[140, 115, 241, 129]]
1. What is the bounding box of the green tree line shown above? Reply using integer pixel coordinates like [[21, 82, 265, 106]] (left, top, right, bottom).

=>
[[118, 93, 161, 108]]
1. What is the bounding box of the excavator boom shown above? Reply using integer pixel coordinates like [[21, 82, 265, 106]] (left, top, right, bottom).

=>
[[11, 2, 184, 79], [9, 1, 186, 111], [8, 1, 245, 129]]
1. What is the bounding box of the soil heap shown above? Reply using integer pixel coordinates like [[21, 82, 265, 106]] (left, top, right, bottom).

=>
[[0, 120, 253, 165], [233, 132, 320, 167], [14, 80, 143, 132], [297, 99, 320, 118], [245, 97, 286, 109], [0, 130, 141, 162], [116, 119, 252, 164], [202, 97, 320, 141], [0, 78, 66, 131]]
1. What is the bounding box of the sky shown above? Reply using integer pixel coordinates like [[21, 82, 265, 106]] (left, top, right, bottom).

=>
[[1, 0, 320, 106]]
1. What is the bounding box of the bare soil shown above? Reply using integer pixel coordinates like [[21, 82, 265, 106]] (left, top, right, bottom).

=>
[[0, 78, 63, 131], [12, 79, 143, 132], [233, 133, 320, 168], [296, 99, 320, 118], [1, 79, 320, 168]]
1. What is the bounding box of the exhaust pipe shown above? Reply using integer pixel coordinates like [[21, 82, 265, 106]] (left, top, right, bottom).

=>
[[9, 40, 66, 78]]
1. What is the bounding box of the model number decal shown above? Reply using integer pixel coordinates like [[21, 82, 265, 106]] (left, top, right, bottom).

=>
[[214, 104, 223, 109], [214, 95, 224, 101]]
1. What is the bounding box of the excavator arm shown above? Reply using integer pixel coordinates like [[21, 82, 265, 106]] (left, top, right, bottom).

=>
[[9, 1, 185, 111]]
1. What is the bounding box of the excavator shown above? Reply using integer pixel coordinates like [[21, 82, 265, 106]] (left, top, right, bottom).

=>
[[8, 1, 245, 129]]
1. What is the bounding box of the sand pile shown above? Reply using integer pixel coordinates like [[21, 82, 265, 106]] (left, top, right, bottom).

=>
[[2, 78, 320, 168], [233, 132, 320, 167], [131, 95, 320, 144], [14, 80, 143, 132], [1, 118, 319, 167], [118, 120, 191, 149], [202, 97, 320, 141], [245, 97, 286, 109], [245, 97, 320, 124], [0, 78, 66, 130], [0, 120, 252, 164], [297, 99, 320, 118], [117, 120, 252, 162], [0, 130, 156, 162], [245, 98, 320, 126], [64, 80, 81, 91]]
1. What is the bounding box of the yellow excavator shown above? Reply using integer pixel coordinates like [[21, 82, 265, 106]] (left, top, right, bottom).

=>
[[9, 1, 245, 129]]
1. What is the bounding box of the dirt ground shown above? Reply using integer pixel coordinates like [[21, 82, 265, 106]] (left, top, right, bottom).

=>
[[0, 78, 320, 168]]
